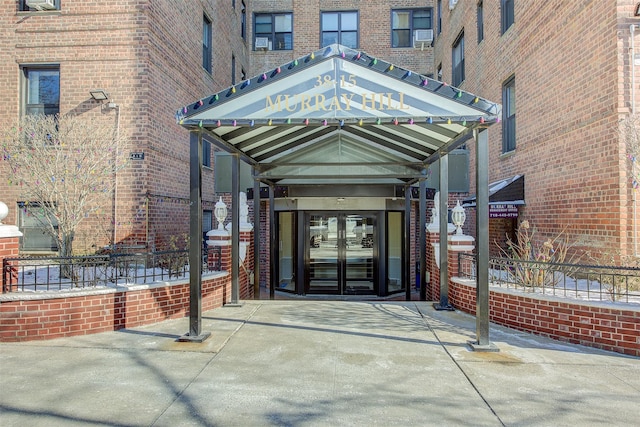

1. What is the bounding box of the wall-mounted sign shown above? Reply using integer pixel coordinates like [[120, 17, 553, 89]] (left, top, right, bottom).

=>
[[130, 152, 144, 160], [489, 204, 518, 218]]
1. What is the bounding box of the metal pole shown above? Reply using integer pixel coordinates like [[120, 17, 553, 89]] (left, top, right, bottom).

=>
[[269, 185, 276, 299], [253, 170, 261, 299], [228, 153, 241, 306], [419, 179, 427, 301], [434, 155, 453, 310], [179, 131, 210, 342], [405, 186, 411, 301], [470, 128, 497, 351]]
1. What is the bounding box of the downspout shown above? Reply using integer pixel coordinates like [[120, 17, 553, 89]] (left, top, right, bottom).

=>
[[631, 24, 638, 257]]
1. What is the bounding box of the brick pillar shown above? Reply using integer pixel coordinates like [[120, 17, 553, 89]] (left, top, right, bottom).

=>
[[239, 229, 253, 299], [447, 234, 476, 279], [425, 221, 455, 301], [0, 224, 23, 293], [206, 229, 231, 272]]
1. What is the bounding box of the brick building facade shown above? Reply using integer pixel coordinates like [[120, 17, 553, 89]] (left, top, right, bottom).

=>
[[1, 0, 639, 267], [434, 0, 639, 259]]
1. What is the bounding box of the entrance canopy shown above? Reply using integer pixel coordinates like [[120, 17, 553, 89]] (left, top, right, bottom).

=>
[[177, 44, 500, 186]]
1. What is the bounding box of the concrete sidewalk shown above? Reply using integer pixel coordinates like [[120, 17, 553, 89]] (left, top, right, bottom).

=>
[[1, 300, 639, 426]]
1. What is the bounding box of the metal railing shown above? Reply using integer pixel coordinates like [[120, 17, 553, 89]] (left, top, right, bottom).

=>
[[458, 253, 640, 304], [2, 247, 222, 293]]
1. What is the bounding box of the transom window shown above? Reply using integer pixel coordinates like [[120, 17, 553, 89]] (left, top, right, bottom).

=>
[[321, 11, 358, 49], [254, 13, 293, 50], [22, 66, 60, 116], [391, 9, 432, 48]]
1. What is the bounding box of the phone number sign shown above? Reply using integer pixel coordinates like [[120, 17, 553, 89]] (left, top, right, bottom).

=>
[[489, 204, 519, 218]]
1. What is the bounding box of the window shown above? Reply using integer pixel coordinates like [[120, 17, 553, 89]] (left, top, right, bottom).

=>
[[501, 0, 514, 34], [477, 1, 484, 43], [203, 15, 212, 72], [321, 11, 358, 48], [502, 76, 516, 153], [22, 66, 59, 116], [241, 1, 246, 39], [437, 0, 442, 36], [231, 55, 236, 85], [203, 210, 213, 243], [20, 0, 60, 11], [391, 9, 432, 48], [203, 140, 211, 167], [254, 13, 292, 50], [452, 31, 464, 87], [18, 202, 58, 252]]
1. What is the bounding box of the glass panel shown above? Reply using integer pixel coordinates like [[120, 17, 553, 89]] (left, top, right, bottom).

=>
[[322, 32, 338, 47], [344, 214, 374, 294], [274, 33, 292, 50], [322, 13, 338, 31], [274, 14, 291, 32], [392, 29, 411, 48], [413, 10, 431, 29], [27, 69, 59, 106], [255, 15, 272, 34], [392, 11, 410, 29], [309, 214, 339, 292], [387, 212, 403, 293], [341, 31, 358, 48], [340, 12, 358, 31], [278, 212, 295, 292]]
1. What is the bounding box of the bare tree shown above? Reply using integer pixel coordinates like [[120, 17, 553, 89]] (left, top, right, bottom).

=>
[[1, 114, 127, 267], [620, 113, 640, 257]]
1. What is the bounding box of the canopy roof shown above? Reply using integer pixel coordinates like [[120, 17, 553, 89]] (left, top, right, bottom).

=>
[[177, 44, 501, 187]]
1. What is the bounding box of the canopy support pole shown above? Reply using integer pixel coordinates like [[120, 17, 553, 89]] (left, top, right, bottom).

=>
[[180, 131, 210, 342], [434, 154, 453, 311]]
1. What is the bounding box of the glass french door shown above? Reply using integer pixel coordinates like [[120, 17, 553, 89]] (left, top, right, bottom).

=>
[[306, 212, 376, 295]]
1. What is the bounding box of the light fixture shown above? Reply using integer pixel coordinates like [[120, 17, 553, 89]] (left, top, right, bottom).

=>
[[635, 2, 640, 16], [451, 201, 466, 235], [214, 197, 228, 231], [89, 89, 109, 101]]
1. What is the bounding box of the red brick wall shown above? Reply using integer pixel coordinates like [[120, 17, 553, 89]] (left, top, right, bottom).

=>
[[449, 278, 640, 357], [435, 0, 633, 257], [0, 273, 232, 342]]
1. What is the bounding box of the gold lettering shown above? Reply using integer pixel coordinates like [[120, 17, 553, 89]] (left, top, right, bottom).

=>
[[361, 93, 376, 110], [328, 96, 342, 111], [300, 94, 312, 111], [398, 92, 410, 109], [315, 94, 327, 110], [284, 95, 296, 112], [341, 94, 354, 110], [265, 95, 283, 112], [385, 93, 393, 110]]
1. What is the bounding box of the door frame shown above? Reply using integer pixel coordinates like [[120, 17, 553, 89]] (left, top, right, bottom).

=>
[[303, 211, 379, 295]]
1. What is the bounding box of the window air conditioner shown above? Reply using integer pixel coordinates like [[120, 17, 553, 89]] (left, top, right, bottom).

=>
[[255, 37, 269, 50], [26, 0, 56, 10], [414, 29, 434, 43]]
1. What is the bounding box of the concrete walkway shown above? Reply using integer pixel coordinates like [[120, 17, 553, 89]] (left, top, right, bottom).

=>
[[1, 300, 639, 426]]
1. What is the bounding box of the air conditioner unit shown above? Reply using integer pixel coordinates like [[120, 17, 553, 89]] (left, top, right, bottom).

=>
[[255, 37, 269, 50], [26, 0, 56, 10], [414, 29, 434, 44]]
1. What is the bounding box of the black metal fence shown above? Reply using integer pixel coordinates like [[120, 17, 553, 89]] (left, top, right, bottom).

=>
[[2, 247, 222, 293], [458, 253, 640, 304]]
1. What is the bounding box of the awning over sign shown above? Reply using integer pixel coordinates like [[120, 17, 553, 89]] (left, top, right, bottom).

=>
[[462, 174, 525, 207], [176, 44, 501, 187]]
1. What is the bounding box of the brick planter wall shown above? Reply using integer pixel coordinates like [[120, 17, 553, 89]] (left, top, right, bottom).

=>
[[450, 278, 640, 357], [0, 273, 233, 342]]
